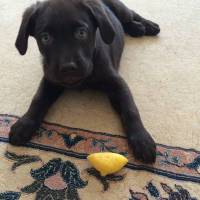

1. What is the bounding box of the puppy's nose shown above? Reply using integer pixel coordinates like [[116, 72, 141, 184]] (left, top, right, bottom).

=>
[[60, 62, 78, 73]]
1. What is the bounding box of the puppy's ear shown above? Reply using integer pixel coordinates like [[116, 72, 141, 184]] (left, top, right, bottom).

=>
[[15, 3, 40, 55], [84, 0, 115, 44]]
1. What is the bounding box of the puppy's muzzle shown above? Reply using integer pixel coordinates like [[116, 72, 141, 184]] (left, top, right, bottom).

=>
[[60, 62, 78, 73]]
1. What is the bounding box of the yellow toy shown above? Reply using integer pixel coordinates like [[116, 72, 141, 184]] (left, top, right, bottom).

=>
[[87, 152, 128, 176]]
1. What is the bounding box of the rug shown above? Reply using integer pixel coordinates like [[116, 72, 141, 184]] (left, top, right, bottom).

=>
[[0, 0, 200, 199], [0, 114, 200, 200]]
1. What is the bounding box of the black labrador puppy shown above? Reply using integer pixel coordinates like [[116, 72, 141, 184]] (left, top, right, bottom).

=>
[[9, 0, 160, 163]]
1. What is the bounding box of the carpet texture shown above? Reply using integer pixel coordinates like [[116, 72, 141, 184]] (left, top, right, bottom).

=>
[[0, 0, 200, 199]]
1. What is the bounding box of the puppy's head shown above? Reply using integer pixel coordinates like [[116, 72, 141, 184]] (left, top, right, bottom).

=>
[[15, 0, 115, 86]]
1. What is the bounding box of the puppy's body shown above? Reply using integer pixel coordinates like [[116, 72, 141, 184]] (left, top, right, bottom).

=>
[[10, 0, 160, 163]]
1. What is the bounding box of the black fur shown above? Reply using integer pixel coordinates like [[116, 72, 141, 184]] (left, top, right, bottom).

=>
[[10, 0, 160, 164]]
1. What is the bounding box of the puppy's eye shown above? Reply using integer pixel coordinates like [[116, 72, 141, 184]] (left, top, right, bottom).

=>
[[40, 32, 52, 45], [74, 28, 88, 40]]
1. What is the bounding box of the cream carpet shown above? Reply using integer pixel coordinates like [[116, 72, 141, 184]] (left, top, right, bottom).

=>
[[0, 0, 200, 199]]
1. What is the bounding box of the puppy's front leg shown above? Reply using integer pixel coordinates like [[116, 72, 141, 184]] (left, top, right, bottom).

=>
[[9, 77, 64, 145], [100, 75, 156, 163]]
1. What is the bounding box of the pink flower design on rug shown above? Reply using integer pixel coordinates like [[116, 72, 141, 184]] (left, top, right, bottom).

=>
[[44, 172, 68, 190]]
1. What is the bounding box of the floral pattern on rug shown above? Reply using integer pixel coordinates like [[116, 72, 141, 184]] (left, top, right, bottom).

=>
[[2, 151, 198, 200], [0, 114, 199, 200], [5, 151, 42, 171], [0, 191, 21, 200], [129, 182, 198, 200], [0, 114, 200, 184], [5, 151, 88, 200]]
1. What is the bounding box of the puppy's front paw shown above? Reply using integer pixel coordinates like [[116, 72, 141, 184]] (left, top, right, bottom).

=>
[[124, 21, 146, 37], [128, 128, 156, 164], [9, 117, 38, 146], [142, 19, 160, 36]]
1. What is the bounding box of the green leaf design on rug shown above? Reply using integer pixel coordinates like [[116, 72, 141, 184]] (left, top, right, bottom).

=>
[[37, 127, 54, 138], [91, 138, 127, 156], [185, 156, 200, 173], [87, 168, 124, 191], [129, 182, 198, 200], [60, 133, 85, 148], [146, 182, 160, 197], [35, 186, 66, 200], [31, 158, 62, 181], [61, 161, 88, 188], [0, 191, 21, 200], [21, 158, 87, 200], [21, 181, 43, 193], [5, 151, 42, 171], [66, 185, 80, 200]]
